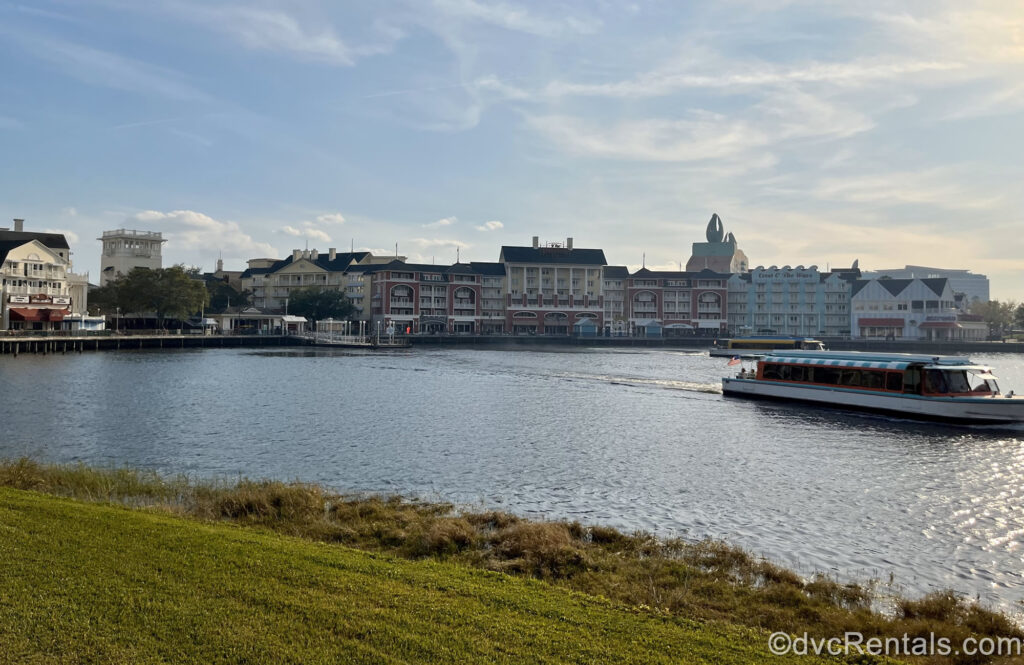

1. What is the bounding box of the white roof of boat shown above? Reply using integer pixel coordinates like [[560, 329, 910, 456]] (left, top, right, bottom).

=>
[[764, 350, 974, 365], [766, 355, 915, 370]]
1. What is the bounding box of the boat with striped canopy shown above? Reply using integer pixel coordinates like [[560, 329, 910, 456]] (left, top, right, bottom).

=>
[[722, 351, 1024, 424]]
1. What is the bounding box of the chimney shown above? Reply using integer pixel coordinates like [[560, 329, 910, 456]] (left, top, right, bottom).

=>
[[532, 236, 539, 249], [13, 218, 24, 232], [328, 247, 337, 261], [292, 249, 302, 261], [566, 237, 573, 250], [310, 249, 319, 261], [216, 258, 223, 272]]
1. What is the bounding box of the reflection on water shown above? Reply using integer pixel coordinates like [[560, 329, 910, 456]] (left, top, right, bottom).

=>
[[2, 346, 1024, 612]]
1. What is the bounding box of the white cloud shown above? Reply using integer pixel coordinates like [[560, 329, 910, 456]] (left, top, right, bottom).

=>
[[1, 28, 213, 102], [431, 0, 601, 37], [128, 210, 277, 262], [410, 237, 471, 250], [527, 89, 872, 163], [60, 207, 78, 217], [543, 58, 960, 99], [475, 220, 503, 231], [423, 216, 457, 228], [316, 213, 346, 225], [44, 228, 79, 244], [280, 224, 331, 243]]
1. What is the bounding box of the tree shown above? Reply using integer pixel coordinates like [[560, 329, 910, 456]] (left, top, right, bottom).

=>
[[971, 300, 1019, 339], [90, 265, 209, 328], [285, 287, 354, 328], [205, 278, 250, 313]]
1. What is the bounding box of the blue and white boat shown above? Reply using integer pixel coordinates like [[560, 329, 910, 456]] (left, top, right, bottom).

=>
[[722, 351, 1024, 424]]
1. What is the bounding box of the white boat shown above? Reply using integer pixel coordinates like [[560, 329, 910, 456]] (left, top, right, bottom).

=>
[[722, 351, 1024, 424], [709, 336, 825, 357]]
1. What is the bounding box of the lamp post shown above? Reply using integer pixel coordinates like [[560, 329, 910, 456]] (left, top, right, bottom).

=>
[[115, 306, 120, 333]]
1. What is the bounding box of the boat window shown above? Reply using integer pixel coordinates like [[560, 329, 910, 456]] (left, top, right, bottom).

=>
[[923, 370, 949, 394], [944, 371, 971, 394], [816, 367, 841, 385], [861, 370, 885, 390], [903, 368, 921, 394], [840, 369, 861, 387], [966, 372, 998, 395], [789, 365, 807, 382], [763, 363, 782, 379], [885, 372, 903, 391]]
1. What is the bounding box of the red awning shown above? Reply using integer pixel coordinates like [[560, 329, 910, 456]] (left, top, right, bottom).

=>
[[918, 321, 961, 329], [858, 318, 905, 326], [47, 309, 69, 322], [8, 307, 44, 321]]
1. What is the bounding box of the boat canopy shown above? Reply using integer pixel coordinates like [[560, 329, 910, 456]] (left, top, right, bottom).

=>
[[923, 364, 997, 376], [764, 355, 913, 370], [764, 350, 974, 365]]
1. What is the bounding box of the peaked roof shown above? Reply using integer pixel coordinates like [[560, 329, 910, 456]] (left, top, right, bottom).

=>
[[0, 236, 69, 266], [921, 277, 949, 296], [602, 265, 629, 278], [239, 251, 370, 278], [0, 230, 70, 250], [469, 261, 506, 276], [500, 245, 607, 265]]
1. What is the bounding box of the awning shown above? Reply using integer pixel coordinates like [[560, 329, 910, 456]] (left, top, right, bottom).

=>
[[918, 321, 961, 329], [857, 318, 905, 326], [8, 307, 44, 322], [47, 309, 69, 322], [280, 315, 308, 323]]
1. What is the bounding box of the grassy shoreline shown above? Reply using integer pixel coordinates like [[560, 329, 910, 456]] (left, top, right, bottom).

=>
[[1, 458, 1019, 664]]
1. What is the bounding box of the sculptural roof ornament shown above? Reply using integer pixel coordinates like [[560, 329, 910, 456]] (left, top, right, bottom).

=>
[[706, 213, 724, 243]]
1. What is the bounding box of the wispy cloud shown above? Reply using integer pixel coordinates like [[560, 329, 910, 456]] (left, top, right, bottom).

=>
[[431, 0, 601, 37], [475, 220, 503, 231], [0, 28, 213, 102], [316, 213, 346, 225], [423, 216, 457, 228]]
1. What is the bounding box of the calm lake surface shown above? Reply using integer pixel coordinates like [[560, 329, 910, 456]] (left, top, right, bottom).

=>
[[3, 346, 1024, 611]]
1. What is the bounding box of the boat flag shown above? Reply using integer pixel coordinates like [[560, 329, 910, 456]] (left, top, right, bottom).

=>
[[727, 356, 742, 366]]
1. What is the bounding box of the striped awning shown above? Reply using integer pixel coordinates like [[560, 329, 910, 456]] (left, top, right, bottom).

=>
[[766, 356, 912, 370]]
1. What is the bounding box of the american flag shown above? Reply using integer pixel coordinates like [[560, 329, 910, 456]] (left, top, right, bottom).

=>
[[727, 356, 742, 366]]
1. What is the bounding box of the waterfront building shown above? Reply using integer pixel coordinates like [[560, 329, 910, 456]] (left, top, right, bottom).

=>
[[625, 268, 730, 335], [471, 262, 507, 334], [602, 266, 629, 336], [363, 260, 483, 334], [1, 220, 90, 331], [499, 237, 606, 335], [863, 265, 990, 304], [685, 213, 749, 273], [239, 248, 399, 316], [850, 278, 975, 340], [98, 228, 165, 286], [727, 264, 860, 337]]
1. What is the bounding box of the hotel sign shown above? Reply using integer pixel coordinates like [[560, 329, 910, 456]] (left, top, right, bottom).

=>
[[752, 270, 818, 282], [8, 294, 70, 305]]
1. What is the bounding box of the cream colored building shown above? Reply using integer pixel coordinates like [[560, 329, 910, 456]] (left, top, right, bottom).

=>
[[1, 223, 90, 330], [99, 229, 165, 286]]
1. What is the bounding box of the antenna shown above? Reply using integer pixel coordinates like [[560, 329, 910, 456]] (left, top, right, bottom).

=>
[[642, 252, 646, 269], [457, 246, 460, 263], [351, 238, 354, 253], [395, 242, 398, 257]]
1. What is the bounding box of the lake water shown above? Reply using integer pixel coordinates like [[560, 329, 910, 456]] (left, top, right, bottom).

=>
[[3, 346, 1024, 612]]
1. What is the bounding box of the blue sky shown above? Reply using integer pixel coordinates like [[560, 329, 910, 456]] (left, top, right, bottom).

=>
[[1, 0, 1022, 298]]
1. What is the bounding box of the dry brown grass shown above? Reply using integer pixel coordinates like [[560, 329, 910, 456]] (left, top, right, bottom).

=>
[[2, 457, 1019, 665]]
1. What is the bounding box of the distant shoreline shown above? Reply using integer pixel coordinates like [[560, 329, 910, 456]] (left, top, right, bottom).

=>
[[3, 332, 1023, 356]]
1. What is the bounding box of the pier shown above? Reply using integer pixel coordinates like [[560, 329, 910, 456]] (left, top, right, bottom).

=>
[[0, 333, 296, 356]]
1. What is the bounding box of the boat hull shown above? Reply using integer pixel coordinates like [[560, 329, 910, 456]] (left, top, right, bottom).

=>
[[721, 378, 1024, 424]]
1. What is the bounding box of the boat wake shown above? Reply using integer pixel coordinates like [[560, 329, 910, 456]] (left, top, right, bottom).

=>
[[554, 372, 722, 394]]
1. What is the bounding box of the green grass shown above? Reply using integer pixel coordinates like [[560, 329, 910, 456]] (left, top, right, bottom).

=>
[[0, 487, 835, 665], [1, 458, 1018, 664]]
